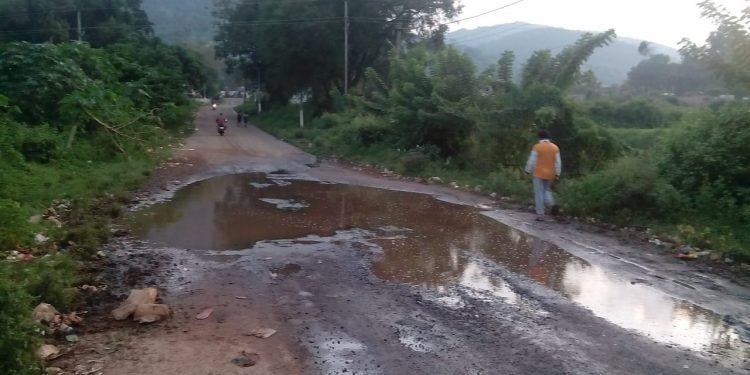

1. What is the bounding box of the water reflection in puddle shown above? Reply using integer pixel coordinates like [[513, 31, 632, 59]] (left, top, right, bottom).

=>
[[131, 173, 746, 358]]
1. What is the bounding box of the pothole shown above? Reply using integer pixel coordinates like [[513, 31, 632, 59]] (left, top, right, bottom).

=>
[[129, 173, 747, 359]]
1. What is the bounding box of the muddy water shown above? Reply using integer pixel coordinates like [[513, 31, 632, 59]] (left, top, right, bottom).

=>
[[131, 173, 745, 358]]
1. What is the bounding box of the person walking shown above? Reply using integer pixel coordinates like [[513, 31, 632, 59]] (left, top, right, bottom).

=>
[[236, 111, 243, 125], [524, 129, 561, 221], [242, 112, 249, 128]]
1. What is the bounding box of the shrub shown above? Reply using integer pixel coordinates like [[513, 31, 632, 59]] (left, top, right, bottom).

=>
[[485, 166, 533, 200], [17, 126, 60, 163], [0, 198, 31, 250], [0, 266, 42, 375], [18, 256, 79, 310], [660, 106, 750, 204], [559, 155, 685, 222], [588, 98, 683, 128], [158, 102, 195, 129], [332, 114, 392, 150], [398, 152, 430, 175]]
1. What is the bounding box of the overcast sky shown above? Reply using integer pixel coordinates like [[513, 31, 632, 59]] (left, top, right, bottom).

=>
[[450, 0, 747, 47]]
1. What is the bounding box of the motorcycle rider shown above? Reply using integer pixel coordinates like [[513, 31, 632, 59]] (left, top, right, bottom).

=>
[[216, 113, 228, 134]]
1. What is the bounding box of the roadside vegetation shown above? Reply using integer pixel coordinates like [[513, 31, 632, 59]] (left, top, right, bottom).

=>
[[0, 1, 214, 373], [227, 0, 750, 263]]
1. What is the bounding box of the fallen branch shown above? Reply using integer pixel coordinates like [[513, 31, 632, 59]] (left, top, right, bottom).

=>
[[82, 108, 157, 153]]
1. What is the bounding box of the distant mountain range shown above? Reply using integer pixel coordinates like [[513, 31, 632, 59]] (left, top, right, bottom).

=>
[[448, 22, 680, 86]]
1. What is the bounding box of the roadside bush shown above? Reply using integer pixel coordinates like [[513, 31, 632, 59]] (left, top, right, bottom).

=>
[[660, 105, 750, 203], [0, 198, 30, 250], [0, 256, 78, 374], [565, 117, 621, 174], [331, 114, 392, 150], [157, 102, 196, 129], [588, 98, 683, 128], [485, 166, 532, 200], [0, 42, 91, 124], [17, 126, 60, 163], [18, 256, 79, 310], [398, 152, 431, 175], [559, 155, 686, 222], [0, 266, 42, 375]]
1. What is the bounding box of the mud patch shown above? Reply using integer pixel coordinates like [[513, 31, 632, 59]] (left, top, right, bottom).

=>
[[272, 263, 302, 277]]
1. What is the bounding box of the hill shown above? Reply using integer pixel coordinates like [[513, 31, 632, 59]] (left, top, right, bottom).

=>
[[448, 22, 680, 86]]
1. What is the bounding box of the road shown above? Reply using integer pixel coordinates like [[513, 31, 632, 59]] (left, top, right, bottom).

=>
[[67, 100, 749, 375]]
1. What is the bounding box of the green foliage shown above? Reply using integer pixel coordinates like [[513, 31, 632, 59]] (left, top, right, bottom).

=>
[[607, 127, 668, 151], [559, 155, 685, 222], [0, 199, 30, 250], [334, 114, 393, 149], [680, 1, 750, 93], [0, 7, 212, 372], [0, 0, 151, 46], [521, 30, 616, 90], [215, 0, 461, 108], [17, 126, 61, 163], [0, 256, 78, 375], [362, 46, 478, 157], [0, 264, 42, 375], [0, 42, 92, 124], [398, 152, 431, 175], [660, 105, 750, 208], [561, 105, 750, 260], [588, 98, 684, 128], [18, 256, 79, 310], [0, 40, 211, 132], [649, 107, 749, 256], [485, 167, 532, 201], [626, 54, 723, 95]]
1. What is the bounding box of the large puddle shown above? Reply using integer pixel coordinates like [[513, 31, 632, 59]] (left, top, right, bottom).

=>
[[131, 173, 747, 359]]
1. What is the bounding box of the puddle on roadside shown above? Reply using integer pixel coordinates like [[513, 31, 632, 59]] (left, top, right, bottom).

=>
[[130, 173, 747, 359]]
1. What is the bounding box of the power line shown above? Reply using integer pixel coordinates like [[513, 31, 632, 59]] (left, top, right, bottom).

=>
[[0, 5, 141, 21], [445, 0, 528, 25], [0, 0, 530, 37]]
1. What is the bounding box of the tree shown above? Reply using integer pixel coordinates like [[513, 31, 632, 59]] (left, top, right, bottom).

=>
[[638, 41, 652, 57], [496, 50, 515, 91], [627, 54, 673, 93], [626, 54, 723, 95], [214, 0, 460, 108], [361, 46, 476, 157], [680, 0, 750, 93], [572, 69, 601, 99], [0, 0, 152, 46], [521, 30, 616, 90]]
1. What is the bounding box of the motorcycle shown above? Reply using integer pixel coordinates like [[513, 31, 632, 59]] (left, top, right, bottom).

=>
[[212, 103, 217, 111], [218, 123, 227, 136]]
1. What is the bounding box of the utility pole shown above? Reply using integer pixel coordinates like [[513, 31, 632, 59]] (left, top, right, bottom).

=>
[[77, 9, 83, 41], [256, 68, 262, 113], [395, 24, 402, 57], [344, 0, 349, 95]]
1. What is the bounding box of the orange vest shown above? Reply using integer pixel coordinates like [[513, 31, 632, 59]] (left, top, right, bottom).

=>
[[533, 141, 560, 180]]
